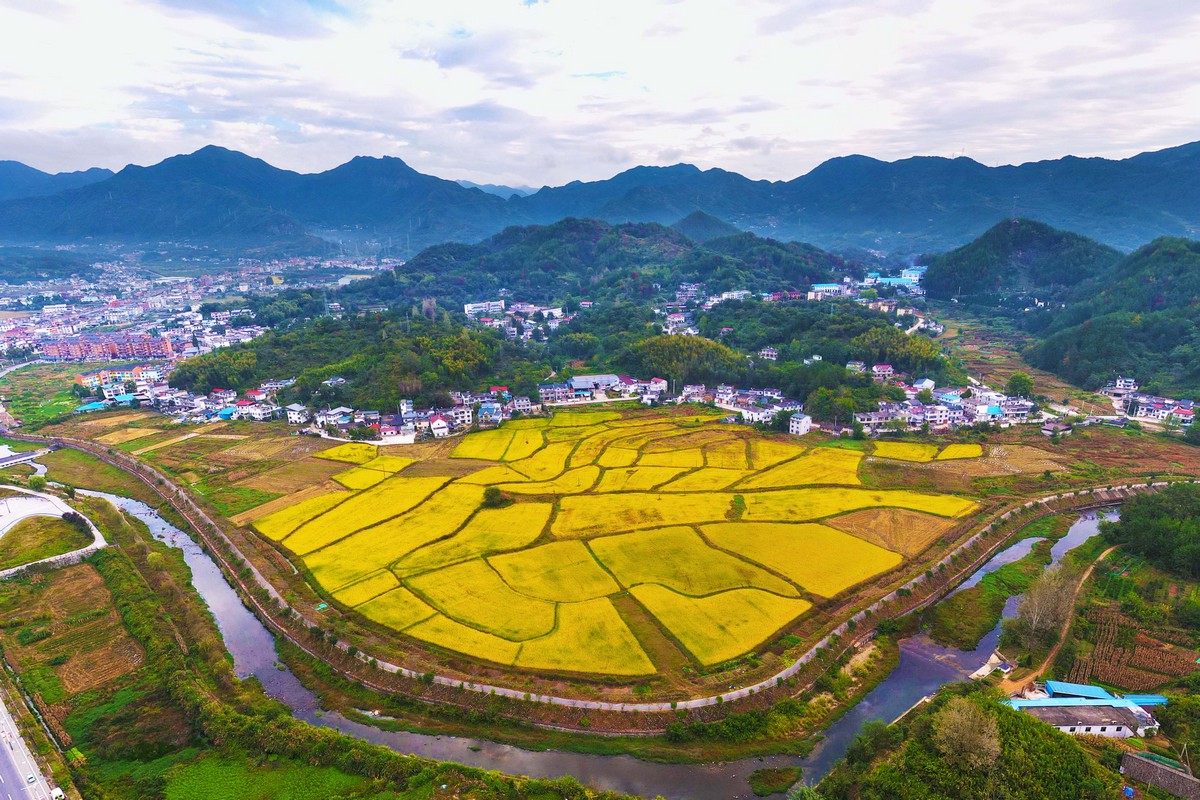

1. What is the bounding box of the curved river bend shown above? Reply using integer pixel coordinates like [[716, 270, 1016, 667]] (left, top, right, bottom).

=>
[[84, 490, 1115, 798]]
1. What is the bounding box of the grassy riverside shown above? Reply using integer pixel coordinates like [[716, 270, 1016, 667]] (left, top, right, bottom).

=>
[[928, 514, 1074, 650], [0, 514, 91, 569], [39, 446, 163, 506], [0, 488, 636, 800]]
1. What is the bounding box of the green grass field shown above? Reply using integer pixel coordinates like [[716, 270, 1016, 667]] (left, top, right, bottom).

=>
[[0, 514, 92, 569]]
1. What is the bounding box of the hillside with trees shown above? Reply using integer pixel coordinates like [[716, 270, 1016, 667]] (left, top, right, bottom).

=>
[[921, 218, 1121, 300], [1025, 237, 1200, 393]]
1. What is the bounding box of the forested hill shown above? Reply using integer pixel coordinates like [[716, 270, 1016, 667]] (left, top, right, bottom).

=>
[[922, 218, 1121, 300], [338, 218, 854, 308], [0, 246, 99, 283], [1025, 236, 1200, 394]]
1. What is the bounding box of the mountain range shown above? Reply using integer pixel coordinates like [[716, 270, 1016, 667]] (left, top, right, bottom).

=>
[[2, 142, 1200, 254]]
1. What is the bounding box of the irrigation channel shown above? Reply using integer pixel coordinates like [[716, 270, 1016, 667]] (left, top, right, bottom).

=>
[[81, 487, 1117, 799]]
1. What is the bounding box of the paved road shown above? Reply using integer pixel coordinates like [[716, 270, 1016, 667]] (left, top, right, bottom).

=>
[[0, 687, 52, 800]]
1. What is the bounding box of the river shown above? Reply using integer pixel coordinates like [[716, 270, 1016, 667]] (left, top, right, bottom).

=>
[[80, 489, 1116, 798]]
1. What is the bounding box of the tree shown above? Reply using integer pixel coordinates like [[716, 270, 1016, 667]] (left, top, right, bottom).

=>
[[1005, 371, 1034, 398], [28, 475, 46, 491], [931, 697, 1000, 772], [916, 388, 934, 404], [1014, 566, 1076, 647], [481, 487, 509, 509], [1184, 423, 1200, 447]]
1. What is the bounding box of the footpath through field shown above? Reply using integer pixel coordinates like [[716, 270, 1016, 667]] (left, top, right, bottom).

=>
[[5, 427, 1186, 716]]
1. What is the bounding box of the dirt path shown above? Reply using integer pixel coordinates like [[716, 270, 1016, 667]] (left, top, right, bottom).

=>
[[998, 544, 1119, 694]]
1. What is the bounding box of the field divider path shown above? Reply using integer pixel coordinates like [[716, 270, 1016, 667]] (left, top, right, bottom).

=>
[[8, 428, 1191, 717]]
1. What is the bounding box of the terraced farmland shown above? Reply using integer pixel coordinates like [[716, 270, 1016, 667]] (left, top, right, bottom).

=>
[[243, 411, 985, 678]]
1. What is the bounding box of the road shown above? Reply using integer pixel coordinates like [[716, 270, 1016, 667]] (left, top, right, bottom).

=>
[[0, 686, 52, 800]]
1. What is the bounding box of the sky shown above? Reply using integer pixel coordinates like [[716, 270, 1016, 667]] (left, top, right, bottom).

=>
[[2, 0, 1199, 187]]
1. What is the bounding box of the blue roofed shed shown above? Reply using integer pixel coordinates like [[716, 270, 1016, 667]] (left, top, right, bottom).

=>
[[1045, 681, 1114, 700], [1123, 694, 1169, 707], [74, 401, 108, 413]]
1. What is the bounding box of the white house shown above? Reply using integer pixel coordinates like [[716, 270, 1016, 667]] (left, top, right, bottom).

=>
[[428, 415, 451, 438], [759, 346, 778, 361], [789, 413, 813, 436], [285, 404, 310, 425]]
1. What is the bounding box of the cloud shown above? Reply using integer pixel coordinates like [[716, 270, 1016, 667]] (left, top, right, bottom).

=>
[[0, 0, 1198, 187]]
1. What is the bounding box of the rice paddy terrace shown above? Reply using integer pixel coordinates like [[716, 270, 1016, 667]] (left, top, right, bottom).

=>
[[221, 408, 990, 686]]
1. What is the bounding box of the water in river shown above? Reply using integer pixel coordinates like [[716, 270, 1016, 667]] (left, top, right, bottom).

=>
[[81, 489, 1116, 797]]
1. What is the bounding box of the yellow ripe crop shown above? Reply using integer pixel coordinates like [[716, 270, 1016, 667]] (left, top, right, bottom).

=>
[[704, 440, 750, 469], [283, 475, 452, 555], [589, 526, 799, 597], [457, 464, 530, 485], [406, 613, 520, 665], [660, 468, 753, 492], [749, 439, 806, 469], [631, 585, 811, 666], [315, 442, 379, 464], [304, 483, 482, 591], [451, 428, 514, 460], [595, 447, 638, 468], [331, 466, 391, 490], [333, 569, 400, 607], [503, 429, 545, 461], [936, 443, 984, 460], [737, 448, 863, 489], [361, 454, 415, 472], [872, 441, 939, 462], [395, 502, 553, 578], [502, 418, 550, 430], [509, 441, 574, 481], [357, 587, 437, 631], [702, 522, 902, 597], [742, 488, 976, 522], [407, 559, 557, 640], [489, 540, 620, 602], [553, 493, 733, 538], [494, 466, 600, 495], [638, 448, 705, 468], [252, 491, 350, 541], [514, 598, 654, 676], [594, 466, 689, 493]]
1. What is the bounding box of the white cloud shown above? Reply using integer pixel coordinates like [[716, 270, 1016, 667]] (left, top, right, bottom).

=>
[[0, 0, 1198, 186]]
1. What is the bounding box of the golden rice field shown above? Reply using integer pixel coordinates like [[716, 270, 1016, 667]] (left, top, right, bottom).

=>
[[936, 443, 985, 460], [245, 410, 987, 676]]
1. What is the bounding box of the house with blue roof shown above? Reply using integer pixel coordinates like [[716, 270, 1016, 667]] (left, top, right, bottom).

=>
[[1005, 682, 1163, 738]]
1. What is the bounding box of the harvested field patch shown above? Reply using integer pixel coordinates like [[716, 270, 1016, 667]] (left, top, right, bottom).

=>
[[406, 614, 519, 665], [702, 522, 902, 597], [936, 443, 984, 460], [631, 585, 811, 666], [872, 441, 939, 462], [545, 425, 602, 442], [737, 448, 862, 488], [131, 432, 198, 455], [408, 559, 556, 640], [314, 442, 378, 464], [550, 410, 620, 426], [494, 465, 600, 495], [642, 429, 738, 452], [394, 502, 553, 578], [357, 587, 436, 631], [235, 458, 345, 494], [743, 488, 977, 522], [94, 427, 164, 445], [76, 412, 152, 428], [333, 570, 400, 607], [639, 449, 706, 468], [661, 468, 753, 492], [595, 466, 689, 493], [248, 488, 349, 539], [489, 541, 620, 602], [553, 493, 733, 537], [452, 428, 514, 460], [515, 598, 654, 675], [825, 508, 959, 557], [590, 526, 799, 597]]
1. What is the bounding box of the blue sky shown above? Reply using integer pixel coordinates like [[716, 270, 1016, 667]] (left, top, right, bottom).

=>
[[1, 0, 1198, 186]]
